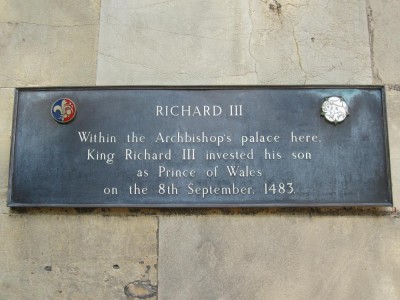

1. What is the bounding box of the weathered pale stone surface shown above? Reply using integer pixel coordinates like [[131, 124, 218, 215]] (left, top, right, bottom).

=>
[[387, 89, 400, 207], [159, 215, 400, 300], [0, 214, 158, 299], [1, 1, 399, 300], [0, 0, 100, 87], [97, 0, 256, 85], [248, 0, 372, 84], [0, 88, 159, 297], [97, 0, 372, 85], [367, 0, 400, 84], [0, 89, 14, 212]]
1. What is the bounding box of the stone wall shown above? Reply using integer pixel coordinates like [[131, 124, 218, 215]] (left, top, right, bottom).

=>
[[0, 0, 399, 299]]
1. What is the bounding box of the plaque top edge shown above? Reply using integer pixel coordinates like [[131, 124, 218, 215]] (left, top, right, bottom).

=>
[[15, 85, 385, 92]]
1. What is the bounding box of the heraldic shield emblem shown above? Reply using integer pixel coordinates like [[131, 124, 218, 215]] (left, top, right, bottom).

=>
[[51, 98, 77, 124]]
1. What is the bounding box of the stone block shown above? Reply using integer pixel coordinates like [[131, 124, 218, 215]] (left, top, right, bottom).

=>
[[0, 0, 100, 87], [248, 0, 372, 85], [0, 89, 14, 212], [159, 215, 400, 300], [0, 214, 158, 299], [367, 0, 400, 84], [97, 0, 372, 85], [386, 89, 400, 207]]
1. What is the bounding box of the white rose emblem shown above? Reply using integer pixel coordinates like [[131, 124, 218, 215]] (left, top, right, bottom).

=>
[[321, 96, 349, 124]]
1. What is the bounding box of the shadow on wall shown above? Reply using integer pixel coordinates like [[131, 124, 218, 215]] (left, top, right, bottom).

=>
[[8, 206, 400, 217]]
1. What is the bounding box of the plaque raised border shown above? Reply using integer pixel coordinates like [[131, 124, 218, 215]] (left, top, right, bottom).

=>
[[8, 86, 392, 207]]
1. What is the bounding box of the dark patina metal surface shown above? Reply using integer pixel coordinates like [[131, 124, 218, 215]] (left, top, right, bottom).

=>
[[8, 86, 392, 207]]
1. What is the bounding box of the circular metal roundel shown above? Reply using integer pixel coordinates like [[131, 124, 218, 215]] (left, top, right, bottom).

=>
[[51, 98, 77, 124], [321, 96, 349, 124]]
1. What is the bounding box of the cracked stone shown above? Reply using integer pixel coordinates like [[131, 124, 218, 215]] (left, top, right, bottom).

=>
[[97, 0, 257, 85], [367, 0, 400, 84], [97, 0, 372, 85]]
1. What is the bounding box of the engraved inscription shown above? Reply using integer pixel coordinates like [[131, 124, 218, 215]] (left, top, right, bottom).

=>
[[9, 87, 391, 207]]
